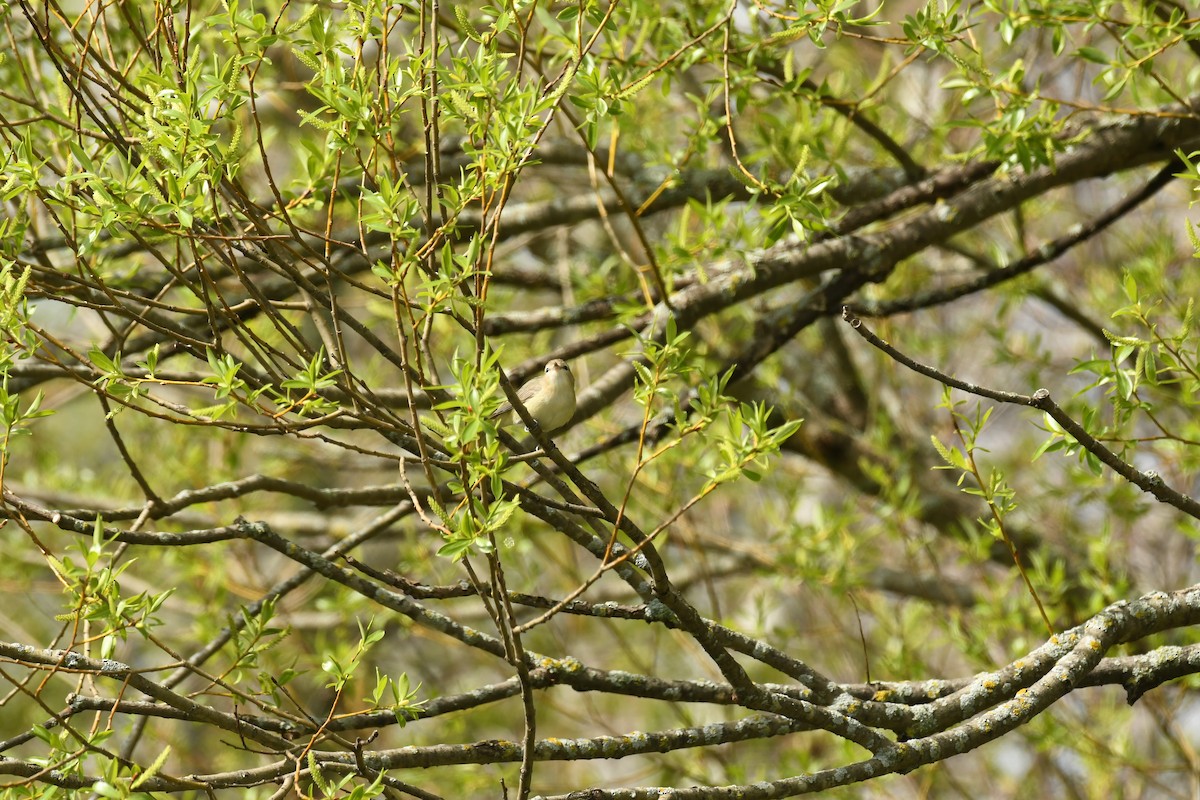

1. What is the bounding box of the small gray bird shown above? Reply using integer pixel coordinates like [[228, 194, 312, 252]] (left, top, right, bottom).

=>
[[492, 359, 576, 432]]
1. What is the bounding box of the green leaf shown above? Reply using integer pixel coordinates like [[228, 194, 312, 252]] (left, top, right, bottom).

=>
[[1076, 47, 1109, 64]]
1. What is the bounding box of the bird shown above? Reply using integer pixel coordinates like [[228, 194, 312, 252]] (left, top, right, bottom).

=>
[[492, 358, 576, 433]]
